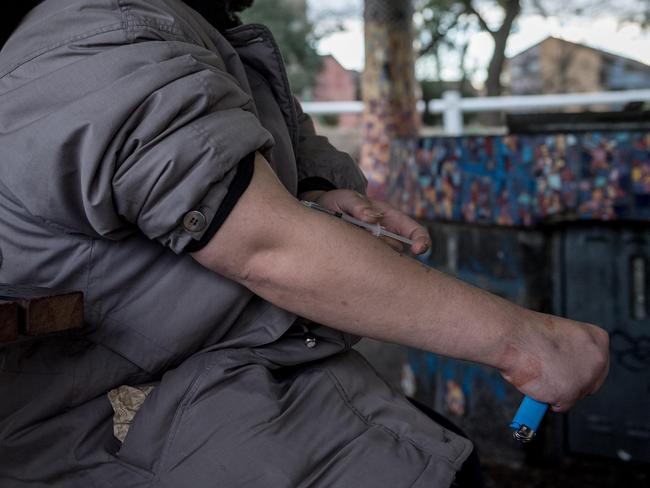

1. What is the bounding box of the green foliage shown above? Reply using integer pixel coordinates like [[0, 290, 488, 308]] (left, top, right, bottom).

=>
[[241, 0, 322, 96]]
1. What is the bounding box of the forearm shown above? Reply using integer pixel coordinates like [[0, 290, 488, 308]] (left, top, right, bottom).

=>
[[193, 155, 527, 370], [267, 223, 524, 368]]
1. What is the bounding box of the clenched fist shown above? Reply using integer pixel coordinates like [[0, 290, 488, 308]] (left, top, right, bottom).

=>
[[499, 312, 610, 412]]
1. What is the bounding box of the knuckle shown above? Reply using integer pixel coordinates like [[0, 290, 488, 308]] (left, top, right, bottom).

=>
[[591, 330, 610, 360], [598, 328, 610, 347], [597, 347, 610, 369], [354, 192, 369, 203], [587, 345, 608, 372]]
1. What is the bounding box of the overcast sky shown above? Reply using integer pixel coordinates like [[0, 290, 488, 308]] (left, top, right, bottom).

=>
[[307, 0, 650, 86]]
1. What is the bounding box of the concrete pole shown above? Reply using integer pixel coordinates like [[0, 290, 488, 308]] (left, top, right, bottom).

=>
[[361, 0, 419, 205]]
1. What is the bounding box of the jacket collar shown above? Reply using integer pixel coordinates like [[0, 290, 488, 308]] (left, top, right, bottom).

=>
[[225, 24, 299, 149]]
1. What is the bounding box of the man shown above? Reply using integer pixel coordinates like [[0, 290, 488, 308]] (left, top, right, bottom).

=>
[[0, 1, 608, 487]]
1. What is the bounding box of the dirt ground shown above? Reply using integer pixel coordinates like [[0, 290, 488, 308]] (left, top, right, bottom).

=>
[[482, 457, 650, 488]]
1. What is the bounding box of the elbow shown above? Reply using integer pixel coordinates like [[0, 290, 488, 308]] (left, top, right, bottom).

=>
[[190, 153, 310, 291], [191, 238, 265, 286], [212, 247, 300, 305], [233, 246, 298, 297], [222, 249, 274, 290], [191, 227, 299, 294]]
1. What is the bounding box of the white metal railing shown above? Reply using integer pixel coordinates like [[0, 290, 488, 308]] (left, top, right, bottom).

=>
[[301, 89, 650, 136], [300, 101, 365, 114], [301, 100, 427, 114]]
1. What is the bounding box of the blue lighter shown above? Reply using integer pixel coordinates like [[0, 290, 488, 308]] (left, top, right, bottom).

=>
[[510, 396, 549, 442]]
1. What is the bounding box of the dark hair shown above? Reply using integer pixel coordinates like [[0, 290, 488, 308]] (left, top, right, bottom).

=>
[[1, 1, 43, 47], [1, 1, 254, 48], [183, 0, 254, 31]]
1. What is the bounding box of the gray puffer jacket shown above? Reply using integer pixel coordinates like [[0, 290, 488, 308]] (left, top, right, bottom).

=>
[[0, 1, 472, 487]]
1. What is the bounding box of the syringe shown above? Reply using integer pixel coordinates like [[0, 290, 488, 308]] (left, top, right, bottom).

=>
[[301, 200, 415, 246]]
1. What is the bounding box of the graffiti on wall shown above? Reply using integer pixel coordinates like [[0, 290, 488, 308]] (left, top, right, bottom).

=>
[[375, 132, 650, 226], [407, 349, 507, 417]]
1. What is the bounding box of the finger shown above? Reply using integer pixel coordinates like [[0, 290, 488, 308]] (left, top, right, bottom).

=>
[[393, 227, 430, 255], [589, 355, 610, 395], [410, 228, 433, 255], [550, 402, 571, 413], [334, 191, 384, 223], [379, 212, 431, 254], [368, 200, 431, 250]]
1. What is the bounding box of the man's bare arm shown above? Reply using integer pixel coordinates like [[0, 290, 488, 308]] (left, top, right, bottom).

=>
[[192, 154, 609, 411]]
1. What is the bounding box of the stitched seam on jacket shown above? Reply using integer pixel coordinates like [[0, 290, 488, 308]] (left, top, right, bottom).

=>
[[124, 22, 194, 44], [265, 37, 297, 143], [97, 314, 176, 356], [1, 2, 198, 79], [264, 31, 299, 148], [151, 358, 220, 484], [235, 24, 299, 148], [84, 238, 105, 332], [118, 0, 197, 44], [0, 23, 125, 80], [91, 312, 177, 377], [322, 366, 462, 467]]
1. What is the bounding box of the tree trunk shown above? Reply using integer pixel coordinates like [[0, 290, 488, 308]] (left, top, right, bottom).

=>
[[485, 33, 508, 97], [361, 0, 419, 206], [479, 0, 521, 125], [460, 0, 520, 98]]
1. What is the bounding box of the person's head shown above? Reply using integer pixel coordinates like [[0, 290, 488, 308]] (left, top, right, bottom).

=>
[[1, 1, 255, 48]]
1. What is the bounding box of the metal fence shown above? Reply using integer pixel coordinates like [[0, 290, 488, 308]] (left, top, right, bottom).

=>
[[301, 89, 650, 136]]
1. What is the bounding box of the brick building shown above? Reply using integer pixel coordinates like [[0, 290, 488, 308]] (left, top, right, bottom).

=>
[[507, 36, 650, 95], [312, 55, 362, 128]]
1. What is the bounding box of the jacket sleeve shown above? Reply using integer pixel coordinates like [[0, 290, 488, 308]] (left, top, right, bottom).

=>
[[2, 40, 274, 254], [294, 98, 368, 195], [109, 45, 276, 253]]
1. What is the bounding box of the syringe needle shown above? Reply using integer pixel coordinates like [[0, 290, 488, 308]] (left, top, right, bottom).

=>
[[301, 200, 414, 246], [377, 227, 415, 246]]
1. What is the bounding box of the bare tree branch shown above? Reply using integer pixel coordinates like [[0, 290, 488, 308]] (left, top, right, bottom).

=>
[[497, 0, 521, 35], [461, 0, 493, 34], [418, 10, 463, 56]]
